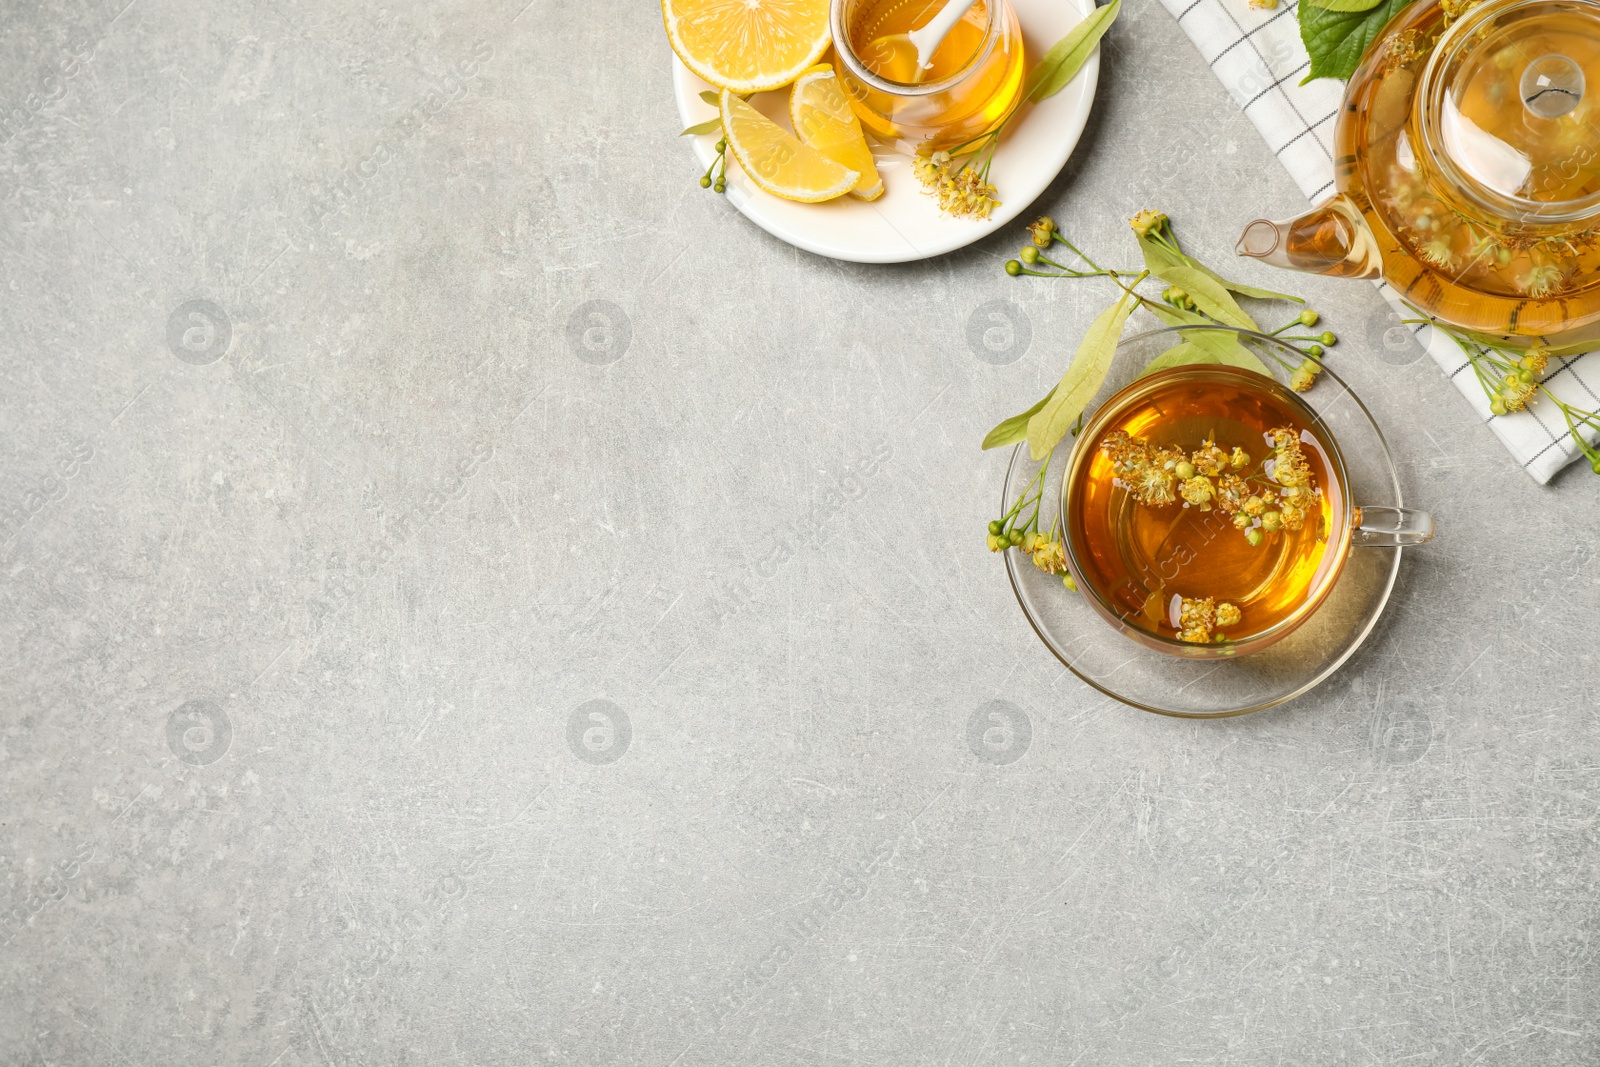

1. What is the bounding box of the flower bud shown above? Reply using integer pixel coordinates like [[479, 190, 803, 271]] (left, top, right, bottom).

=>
[[1129, 209, 1168, 238], [1005, 260, 1022, 276], [1020, 246, 1040, 264], [1298, 309, 1319, 327], [1319, 331, 1336, 345], [988, 519, 1003, 536]]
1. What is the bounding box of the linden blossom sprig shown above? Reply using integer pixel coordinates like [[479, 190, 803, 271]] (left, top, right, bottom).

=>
[[984, 454, 1076, 587], [914, 0, 1122, 219], [982, 208, 1352, 573], [1003, 214, 1334, 385], [682, 89, 736, 194], [1427, 324, 1600, 474]]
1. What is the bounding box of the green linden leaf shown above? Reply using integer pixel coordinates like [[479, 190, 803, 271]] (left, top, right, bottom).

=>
[[1146, 306, 1273, 375], [1172, 250, 1303, 303], [1137, 341, 1216, 379], [1299, 0, 1411, 83], [1024, 0, 1122, 102], [1026, 283, 1140, 461], [1138, 237, 1258, 330], [1302, 0, 1386, 11], [680, 117, 722, 137], [982, 387, 1055, 450]]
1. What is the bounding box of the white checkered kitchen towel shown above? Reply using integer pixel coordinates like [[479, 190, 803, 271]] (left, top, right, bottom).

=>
[[1159, 0, 1600, 483]]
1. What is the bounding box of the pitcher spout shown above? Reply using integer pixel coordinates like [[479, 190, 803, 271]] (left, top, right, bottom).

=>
[[1236, 193, 1383, 281]]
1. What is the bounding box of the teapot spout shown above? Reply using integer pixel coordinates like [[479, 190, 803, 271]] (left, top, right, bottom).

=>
[[1236, 193, 1383, 281]]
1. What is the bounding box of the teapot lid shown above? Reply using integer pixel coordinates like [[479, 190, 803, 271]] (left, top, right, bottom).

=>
[[1420, 0, 1600, 223]]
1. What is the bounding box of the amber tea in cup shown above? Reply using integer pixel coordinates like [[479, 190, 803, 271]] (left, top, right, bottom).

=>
[[1062, 365, 1432, 659]]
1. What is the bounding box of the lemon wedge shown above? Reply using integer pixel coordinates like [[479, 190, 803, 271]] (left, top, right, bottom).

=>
[[788, 64, 884, 201], [719, 90, 858, 203], [663, 0, 832, 94]]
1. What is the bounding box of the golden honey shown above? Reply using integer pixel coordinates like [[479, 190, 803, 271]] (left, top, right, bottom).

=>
[[831, 0, 1026, 150]]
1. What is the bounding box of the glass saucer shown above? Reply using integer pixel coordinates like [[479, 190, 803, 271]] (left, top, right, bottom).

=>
[[1001, 326, 1407, 718]]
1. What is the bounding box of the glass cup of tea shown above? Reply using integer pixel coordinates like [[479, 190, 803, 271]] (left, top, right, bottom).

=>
[[829, 0, 1027, 152], [1060, 361, 1434, 660]]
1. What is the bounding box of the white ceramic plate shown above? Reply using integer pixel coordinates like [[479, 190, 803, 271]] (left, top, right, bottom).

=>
[[670, 0, 1101, 263]]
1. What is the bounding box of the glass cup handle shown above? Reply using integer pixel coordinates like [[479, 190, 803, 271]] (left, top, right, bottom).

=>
[[1352, 505, 1434, 547]]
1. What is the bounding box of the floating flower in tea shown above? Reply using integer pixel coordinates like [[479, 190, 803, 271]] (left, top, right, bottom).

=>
[[1097, 424, 1322, 551]]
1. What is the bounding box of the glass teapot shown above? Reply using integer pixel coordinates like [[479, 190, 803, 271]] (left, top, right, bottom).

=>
[[1237, 0, 1600, 352]]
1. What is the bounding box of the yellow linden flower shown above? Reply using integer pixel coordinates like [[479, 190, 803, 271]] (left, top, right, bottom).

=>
[[1216, 474, 1249, 513], [1269, 428, 1313, 488], [1216, 602, 1242, 628], [1192, 439, 1229, 477], [1032, 540, 1067, 575], [1130, 210, 1168, 238], [1180, 476, 1216, 510], [1177, 596, 1217, 642], [1132, 464, 1177, 506], [1229, 447, 1251, 470], [1028, 216, 1056, 248]]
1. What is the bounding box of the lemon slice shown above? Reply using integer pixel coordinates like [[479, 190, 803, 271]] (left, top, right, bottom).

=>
[[788, 64, 884, 201], [719, 90, 858, 203], [663, 0, 832, 94]]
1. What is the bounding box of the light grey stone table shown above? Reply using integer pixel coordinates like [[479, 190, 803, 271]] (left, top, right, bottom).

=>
[[3, 0, 1598, 1063]]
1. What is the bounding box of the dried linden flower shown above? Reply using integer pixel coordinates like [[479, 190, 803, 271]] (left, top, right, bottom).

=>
[[1229, 447, 1251, 470], [1178, 596, 1216, 643], [1419, 233, 1459, 270], [1132, 463, 1178, 506], [1216, 602, 1242, 628], [1242, 495, 1266, 518], [914, 145, 1001, 219], [1520, 261, 1567, 298], [1180, 475, 1217, 510], [1192, 438, 1229, 477], [1269, 428, 1313, 488], [1215, 474, 1249, 514]]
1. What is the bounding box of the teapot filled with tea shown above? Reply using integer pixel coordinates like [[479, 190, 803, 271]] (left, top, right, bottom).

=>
[[1237, 0, 1600, 352]]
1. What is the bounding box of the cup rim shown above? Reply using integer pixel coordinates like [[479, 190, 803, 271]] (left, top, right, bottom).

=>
[[829, 0, 1006, 98], [1059, 343, 1357, 657]]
